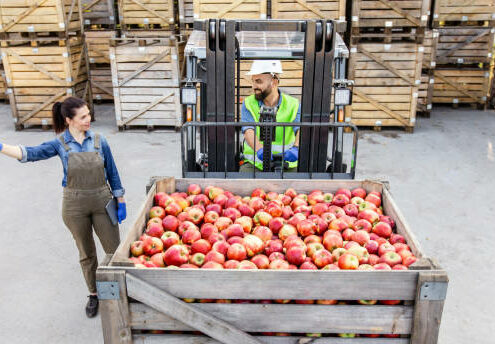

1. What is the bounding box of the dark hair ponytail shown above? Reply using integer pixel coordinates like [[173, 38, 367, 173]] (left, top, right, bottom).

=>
[[52, 97, 87, 134]]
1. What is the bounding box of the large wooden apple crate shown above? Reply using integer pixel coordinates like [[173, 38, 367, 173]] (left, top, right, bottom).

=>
[[118, 0, 175, 34], [350, 0, 430, 35], [432, 0, 495, 27], [178, 0, 194, 28], [1, 36, 93, 129], [97, 176, 448, 344], [436, 27, 495, 66], [432, 67, 493, 108], [86, 30, 116, 101], [0, 0, 82, 37], [416, 30, 438, 117], [271, 0, 346, 21], [81, 0, 117, 28], [193, 0, 268, 20], [345, 42, 423, 131], [109, 36, 184, 129]]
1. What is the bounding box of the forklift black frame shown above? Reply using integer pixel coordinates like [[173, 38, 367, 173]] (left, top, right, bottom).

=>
[[181, 19, 354, 178]]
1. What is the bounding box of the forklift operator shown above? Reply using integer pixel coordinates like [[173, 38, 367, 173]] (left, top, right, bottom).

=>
[[240, 60, 301, 172]]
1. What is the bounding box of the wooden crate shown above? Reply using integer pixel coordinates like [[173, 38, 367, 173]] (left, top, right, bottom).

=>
[[110, 37, 183, 129], [178, 0, 194, 25], [0, 0, 82, 35], [271, 0, 346, 21], [436, 27, 495, 66], [98, 177, 448, 344], [90, 66, 113, 101], [193, 0, 267, 19], [118, 0, 175, 32], [85, 30, 116, 65], [346, 42, 423, 131], [1, 37, 88, 88], [351, 0, 430, 29], [6, 81, 92, 130], [81, 0, 117, 27], [433, 67, 492, 107], [0, 60, 6, 100], [432, 0, 495, 26]]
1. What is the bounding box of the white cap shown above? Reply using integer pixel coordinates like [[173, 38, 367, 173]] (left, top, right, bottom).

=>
[[246, 60, 283, 75]]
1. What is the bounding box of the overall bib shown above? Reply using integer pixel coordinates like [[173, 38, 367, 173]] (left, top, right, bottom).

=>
[[60, 134, 120, 294]]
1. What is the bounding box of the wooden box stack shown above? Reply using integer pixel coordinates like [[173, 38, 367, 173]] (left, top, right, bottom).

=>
[[86, 30, 117, 102], [118, 0, 176, 37], [417, 29, 439, 117], [271, 0, 346, 21], [346, 0, 430, 132], [0, 58, 6, 100], [97, 177, 448, 344], [81, 0, 117, 29], [192, 0, 267, 20], [431, 10, 495, 108], [0, 0, 92, 130], [109, 36, 184, 130]]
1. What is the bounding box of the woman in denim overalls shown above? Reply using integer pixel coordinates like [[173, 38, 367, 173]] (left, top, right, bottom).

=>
[[0, 97, 126, 318]]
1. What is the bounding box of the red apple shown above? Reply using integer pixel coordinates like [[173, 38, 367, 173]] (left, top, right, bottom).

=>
[[182, 228, 201, 244], [364, 240, 379, 255], [204, 211, 219, 224], [202, 261, 224, 269], [251, 188, 266, 199], [193, 194, 210, 207], [223, 207, 241, 222], [347, 245, 369, 264], [378, 243, 396, 256], [130, 241, 144, 256], [365, 193, 381, 207], [390, 233, 406, 245], [278, 224, 298, 241], [143, 236, 164, 256], [351, 188, 366, 199], [190, 252, 205, 267], [331, 247, 347, 262], [342, 228, 355, 241], [265, 239, 283, 256], [285, 188, 297, 198], [235, 216, 253, 233], [227, 236, 244, 245], [208, 232, 225, 245], [163, 244, 189, 266], [145, 222, 164, 238], [313, 249, 333, 268], [281, 206, 294, 219], [403, 255, 417, 267], [225, 197, 241, 209], [352, 219, 372, 233], [208, 187, 224, 200], [238, 203, 255, 217], [286, 246, 307, 266], [226, 224, 244, 238], [205, 250, 225, 265], [379, 215, 395, 229], [249, 197, 265, 211], [368, 254, 379, 266], [393, 243, 410, 253], [187, 184, 201, 195], [332, 194, 350, 207], [215, 217, 233, 231], [357, 209, 380, 224], [252, 226, 273, 242], [351, 230, 370, 246], [268, 252, 285, 262], [238, 260, 258, 269], [338, 253, 359, 270], [392, 264, 408, 270], [224, 260, 240, 269], [335, 188, 352, 199], [373, 263, 392, 270], [191, 239, 211, 254], [212, 240, 230, 256], [372, 222, 392, 238], [243, 234, 264, 257], [205, 203, 222, 214], [251, 254, 270, 269], [268, 217, 285, 235], [149, 206, 166, 219], [300, 261, 318, 270], [269, 259, 290, 270], [160, 231, 180, 249], [296, 219, 316, 237], [322, 234, 343, 252], [329, 218, 349, 232], [200, 223, 218, 239], [343, 203, 359, 217], [227, 243, 247, 261]]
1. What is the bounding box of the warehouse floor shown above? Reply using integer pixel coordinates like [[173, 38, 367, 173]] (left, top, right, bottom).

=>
[[0, 102, 494, 343]]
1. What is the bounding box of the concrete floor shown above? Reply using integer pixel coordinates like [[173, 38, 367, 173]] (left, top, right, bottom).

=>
[[0, 103, 494, 343]]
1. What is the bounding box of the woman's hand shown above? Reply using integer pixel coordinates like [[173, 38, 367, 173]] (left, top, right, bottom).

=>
[[117, 202, 127, 224]]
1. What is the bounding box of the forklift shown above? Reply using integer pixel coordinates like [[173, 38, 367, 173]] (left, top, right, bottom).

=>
[[179, 19, 357, 179]]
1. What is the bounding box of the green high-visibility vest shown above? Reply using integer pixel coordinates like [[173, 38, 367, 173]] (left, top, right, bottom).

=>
[[243, 93, 299, 170]]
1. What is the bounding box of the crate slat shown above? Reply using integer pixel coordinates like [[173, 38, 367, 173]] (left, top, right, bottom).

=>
[[432, 0, 495, 26], [436, 27, 495, 65], [193, 0, 267, 19], [271, 0, 345, 21], [81, 0, 116, 27], [352, 0, 430, 28]]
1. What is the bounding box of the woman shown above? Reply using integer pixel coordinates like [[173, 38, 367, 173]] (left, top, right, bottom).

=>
[[0, 97, 126, 318]]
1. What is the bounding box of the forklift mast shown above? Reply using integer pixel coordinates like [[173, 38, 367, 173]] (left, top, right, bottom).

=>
[[180, 19, 357, 179]]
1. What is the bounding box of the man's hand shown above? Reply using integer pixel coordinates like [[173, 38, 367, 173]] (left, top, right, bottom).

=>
[[284, 146, 299, 162], [256, 148, 272, 161], [117, 202, 127, 224]]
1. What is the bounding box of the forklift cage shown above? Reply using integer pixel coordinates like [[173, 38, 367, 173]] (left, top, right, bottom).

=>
[[181, 121, 358, 180]]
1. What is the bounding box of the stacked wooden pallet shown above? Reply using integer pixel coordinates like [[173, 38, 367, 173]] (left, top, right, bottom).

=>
[[0, 0, 92, 130], [81, 0, 117, 28], [432, 23, 495, 108], [346, 0, 429, 131], [86, 30, 116, 102], [118, 0, 176, 37], [110, 36, 184, 130], [417, 29, 439, 117]]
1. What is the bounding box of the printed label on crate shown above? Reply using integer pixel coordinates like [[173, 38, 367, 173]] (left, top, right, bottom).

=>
[[384, 44, 391, 51], [352, 16, 358, 22], [421, 15, 427, 21], [461, 16, 468, 21], [350, 47, 357, 53], [410, 118, 416, 124], [453, 99, 459, 104], [42, 119, 48, 126], [433, 31, 439, 38], [139, 47, 146, 52], [385, 21, 393, 27], [457, 58, 464, 64], [430, 78, 434, 84], [418, 46, 424, 52], [194, 14, 199, 19], [345, 117, 351, 122], [109, 53, 115, 59], [32, 48, 38, 54], [179, 15, 184, 20], [413, 92, 418, 98], [28, 26, 35, 32], [59, 22, 65, 29], [67, 88, 73, 94], [260, 14, 266, 19], [96, 95, 102, 100], [431, 61, 436, 67], [109, 16, 115, 21], [339, 16, 345, 21], [172, 55, 177, 60], [6, 89, 12, 94], [488, 53, 492, 58], [0, 25, 3, 30], [485, 72, 490, 78], [427, 104, 432, 110], [482, 96, 487, 101], [375, 120, 382, 126], [13, 117, 17, 123], [415, 79, 421, 85], [143, 18, 149, 24], [491, 28, 495, 33], [492, 13, 495, 19], [66, 77, 72, 82], [62, 52, 69, 57], [433, 14, 438, 19], [114, 90, 119, 97], [85, 19, 91, 25]]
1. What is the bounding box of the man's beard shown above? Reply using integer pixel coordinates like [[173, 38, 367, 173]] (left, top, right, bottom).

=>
[[254, 88, 271, 101]]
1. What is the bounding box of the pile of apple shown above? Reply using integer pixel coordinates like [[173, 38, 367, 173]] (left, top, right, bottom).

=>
[[129, 184, 417, 272]]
